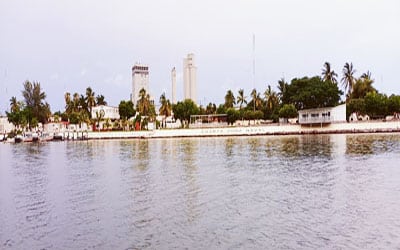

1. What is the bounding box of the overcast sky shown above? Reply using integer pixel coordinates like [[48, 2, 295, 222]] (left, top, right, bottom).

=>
[[1, 0, 399, 113]]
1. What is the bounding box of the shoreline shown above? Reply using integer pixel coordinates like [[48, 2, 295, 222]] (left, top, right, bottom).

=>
[[87, 121, 400, 140]]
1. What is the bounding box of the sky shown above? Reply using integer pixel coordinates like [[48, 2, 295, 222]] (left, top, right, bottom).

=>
[[1, 0, 399, 114]]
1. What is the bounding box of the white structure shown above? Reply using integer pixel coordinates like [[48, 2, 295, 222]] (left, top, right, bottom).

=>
[[91, 105, 120, 120], [298, 104, 346, 125], [0, 116, 14, 133], [131, 64, 149, 106], [183, 53, 197, 103], [171, 67, 177, 104]]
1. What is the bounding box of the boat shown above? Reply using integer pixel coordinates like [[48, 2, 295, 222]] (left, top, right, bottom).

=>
[[53, 132, 64, 141], [14, 134, 23, 143], [32, 132, 39, 142], [40, 132, 53, 142]]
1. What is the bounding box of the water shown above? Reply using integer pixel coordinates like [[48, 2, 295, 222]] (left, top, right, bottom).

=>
[[1, 134, 400, 249]]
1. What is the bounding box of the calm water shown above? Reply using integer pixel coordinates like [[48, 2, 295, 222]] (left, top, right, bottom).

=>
[[1, 134, 400, 249]]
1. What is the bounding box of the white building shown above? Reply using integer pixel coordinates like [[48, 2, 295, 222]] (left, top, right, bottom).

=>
[[298, 104, 346, 125], [91, 105, 120, 120], [183, 53, 197, 104], [171, 67, 177, 104], [131, 64, 149, 106]]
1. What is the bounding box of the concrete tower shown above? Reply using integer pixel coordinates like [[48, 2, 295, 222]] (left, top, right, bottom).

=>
[[183, 53, 197, 104], [131, 64, 149, 106], [171, 67, 177, 104]]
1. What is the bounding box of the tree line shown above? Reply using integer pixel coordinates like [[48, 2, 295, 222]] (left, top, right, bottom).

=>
[[5, 62, 400, 132]]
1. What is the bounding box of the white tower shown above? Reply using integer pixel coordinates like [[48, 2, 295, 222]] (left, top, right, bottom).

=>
[[183, 53, 197, 104], [171, 67, 177, 104], [131, 64, 149, 106]]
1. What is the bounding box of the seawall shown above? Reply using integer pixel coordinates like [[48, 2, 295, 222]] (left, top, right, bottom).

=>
[[87, 121, 400, 140]]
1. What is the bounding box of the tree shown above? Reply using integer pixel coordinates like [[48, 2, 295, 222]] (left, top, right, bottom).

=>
[[21, 80, 51, 125], [277, 78, 288, 103], [350, 76, 376, 99], [10, 96, 19, 113], [283, 76, 342, 110], [85, 87, 96, 117], [264, 85, 279, 111], [172, 99, 199, 127], [94, 110, 105, 130], [347, 98, 366, 117], [388, 95, 400, 114], [364, 92, 388, 118], [226, 108, 239, 125], [118, 100, 135, 120], [205, 102, 217, 114], [137, 88, 155, 118], [322, 62, 338, 84], [64, 92, 73, 114], [96, 94, 107, 106], [341, 62, 356, 98], [249, 88, 262, 111], [237, 89, 247, 110], [159, 92, 172, 117], [279, 104, 298, 118], [224, 90, 236, 109]]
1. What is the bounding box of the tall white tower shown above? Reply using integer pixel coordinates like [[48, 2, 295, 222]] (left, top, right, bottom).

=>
[[183, 53, 197, 104], [171, 67, 177, 104], [131, 64, 149, 106]]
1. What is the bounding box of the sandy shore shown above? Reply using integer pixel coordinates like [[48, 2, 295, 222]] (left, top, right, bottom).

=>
[[87, 121, 400, 140]]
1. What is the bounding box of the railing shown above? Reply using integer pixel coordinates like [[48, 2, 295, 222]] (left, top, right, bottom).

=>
[[299, 116, 332, 124]]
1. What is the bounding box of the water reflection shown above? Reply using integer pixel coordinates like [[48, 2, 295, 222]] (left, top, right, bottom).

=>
[[2, 134, 400, 249]]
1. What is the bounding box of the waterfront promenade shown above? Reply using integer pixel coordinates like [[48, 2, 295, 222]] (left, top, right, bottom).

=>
[[87, 121, 400, 140]]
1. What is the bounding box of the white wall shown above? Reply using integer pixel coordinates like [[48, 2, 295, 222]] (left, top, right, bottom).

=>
[[330, 104, 346, 122]]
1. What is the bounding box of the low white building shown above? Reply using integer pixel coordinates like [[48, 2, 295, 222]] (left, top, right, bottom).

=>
[[91, 105, 120, 120], [298, 104, 346, 125]]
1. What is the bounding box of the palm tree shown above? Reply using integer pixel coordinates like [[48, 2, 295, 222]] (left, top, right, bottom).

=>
[[96, 94, 107, 106], [264, 85, 279, 111], [341, 62, 356, 98], [72, 92, 80, 112], [351, 72, 375, 99], [85, 87, 96, 116], [224, 90, 236, 108], [64, 92, 73, 114], [138, 88, 150, 116], [236, 89, 247, 110], [361, 71, 372, 80], [159, 93, 171, 116], [322, 62, 338, 84], [277, 78, 288, 103], [9, 96, 19, 113], [250, 88, 262, 111]]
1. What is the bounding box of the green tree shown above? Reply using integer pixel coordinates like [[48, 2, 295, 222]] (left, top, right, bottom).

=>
[[118, 100, 135, 120], [172, 99, 199, 127], [85, 87, 96, 117], [283, 76, 342, 110], [277, 78, 289, 103], [159, 92, 172, 117], [21, 80, 51, 125], [341, 62, 356, 98], [388, 95, 400, 114], [322, 62, 338, 84], [205, 102, 217, 114], [96, 94, 107, 106], [264, 85, 279, 111], [347, 98, 366, 118], [279, 104, 298, 118], [364, 92, 388, 118], [236, 89, 247, 110], [137, 88, 155, 119], [224, 90, 236, 108], [249, 88, 262, 111], [226, 108, 239, 125], [350, 76, 376, 99]]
